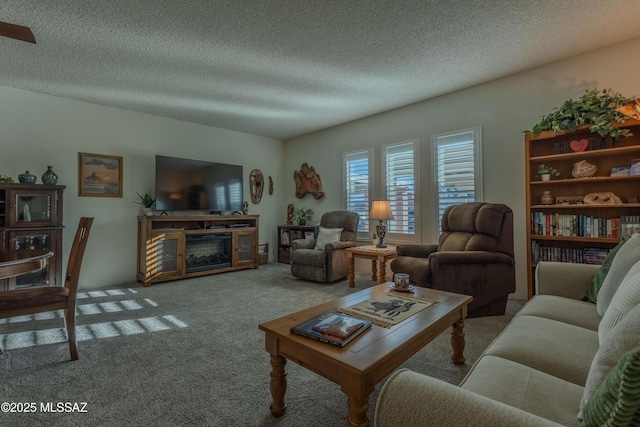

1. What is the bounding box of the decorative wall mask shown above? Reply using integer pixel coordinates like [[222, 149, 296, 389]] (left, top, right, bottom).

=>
[[294, 163, 324, 199], [250, 169, 264, 204]]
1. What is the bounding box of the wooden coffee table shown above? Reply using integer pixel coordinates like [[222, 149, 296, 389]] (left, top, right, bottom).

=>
[[345, 245, 397, 287], [259, 283, 472, 427]]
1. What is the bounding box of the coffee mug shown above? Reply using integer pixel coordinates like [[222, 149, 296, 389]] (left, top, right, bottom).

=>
[[394, 273, 410, 290]]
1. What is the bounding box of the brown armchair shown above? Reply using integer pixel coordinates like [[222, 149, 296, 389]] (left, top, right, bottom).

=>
[[390, 202, 515, 317], [290, 211, 359, 283]]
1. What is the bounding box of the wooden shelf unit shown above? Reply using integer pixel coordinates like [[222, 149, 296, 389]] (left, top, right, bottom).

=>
[[137, 215, 259, 286], [277, 225, 319, 263], [525, 119, 640, 298], [0, 183, 65, 290]]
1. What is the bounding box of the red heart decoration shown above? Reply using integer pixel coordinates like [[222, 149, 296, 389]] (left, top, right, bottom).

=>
[[570, 139, 589, 152]]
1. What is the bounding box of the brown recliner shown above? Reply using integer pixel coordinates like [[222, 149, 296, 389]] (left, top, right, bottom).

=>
[[390, 202, 515, 317], [290, 211, 360, 283]]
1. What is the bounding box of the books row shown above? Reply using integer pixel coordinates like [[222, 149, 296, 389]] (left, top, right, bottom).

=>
[[530, 212, 636, 238], [531, 242, 610, 265], [290, 311, 372, 347]]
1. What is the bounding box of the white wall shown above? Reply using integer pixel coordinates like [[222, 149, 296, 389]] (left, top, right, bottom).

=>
[[0, 86, 284, 289], [284, 37, 640, 300]]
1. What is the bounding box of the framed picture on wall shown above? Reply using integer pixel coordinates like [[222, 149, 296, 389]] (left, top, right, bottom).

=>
[[78, 152, 123, 197]]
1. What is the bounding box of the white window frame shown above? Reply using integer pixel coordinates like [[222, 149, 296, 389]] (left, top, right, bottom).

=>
[[382, 139, 419, 243], [431, 126, 483, 237], [343, 148, 373, 240]]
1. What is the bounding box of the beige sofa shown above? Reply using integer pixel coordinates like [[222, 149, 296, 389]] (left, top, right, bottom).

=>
[[374, 234, 640, 426]]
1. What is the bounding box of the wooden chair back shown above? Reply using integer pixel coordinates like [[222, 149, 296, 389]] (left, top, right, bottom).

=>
[[0, 217, 93, 360], [64, 217, 93, 306]]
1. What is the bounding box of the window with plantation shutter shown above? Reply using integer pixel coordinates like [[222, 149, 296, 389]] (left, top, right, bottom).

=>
[[432, 127, 483, 236], [383, 140, 418, 239], [343, 149, 372, 237]]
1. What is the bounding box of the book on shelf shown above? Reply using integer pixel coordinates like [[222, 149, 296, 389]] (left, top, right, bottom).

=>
[[530, 212, 623, 238], [620, 215, 640, 238], [290, 311, 372, 348], [531, 240, 610, 265]]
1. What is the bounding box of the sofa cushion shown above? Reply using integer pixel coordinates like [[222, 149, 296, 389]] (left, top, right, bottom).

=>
[[289, 248, 326, 267], [517, 295, 601, 331], [314, 226, 343, 250], [598, 260, 640, 342], [596, 233, 640, 316], [484, 314, 599, 386], [580, 345, 640, 427], [460, 355, 584, 426], [581, 302, 640, 417], [585, 235, 630, 303]]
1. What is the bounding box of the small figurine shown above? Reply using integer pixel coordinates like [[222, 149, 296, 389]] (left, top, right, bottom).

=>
[[242, 201, 249, 215]]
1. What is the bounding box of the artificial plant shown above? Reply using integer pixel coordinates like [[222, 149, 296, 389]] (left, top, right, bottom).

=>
[[525, 89, 633, 139]]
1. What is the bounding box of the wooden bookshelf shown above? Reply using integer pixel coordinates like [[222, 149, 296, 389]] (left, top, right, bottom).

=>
[[525, 119, 640, 298]]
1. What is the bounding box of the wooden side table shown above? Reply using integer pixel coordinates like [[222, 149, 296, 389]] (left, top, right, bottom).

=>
[[345, 245, 397, 288]]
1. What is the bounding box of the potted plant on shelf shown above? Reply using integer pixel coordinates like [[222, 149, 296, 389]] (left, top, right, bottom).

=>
[[136, 191, 156, 216], [292, 207, 313, 225], [524, 89, 633, 139], [537, 164, 560, 181]]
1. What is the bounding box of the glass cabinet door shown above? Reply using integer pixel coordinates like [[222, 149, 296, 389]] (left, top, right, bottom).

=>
[[145, 232, 184, 283], [235, 230, 256, 266], [8, 190, 57, 227], [2, 231, 55, 289]]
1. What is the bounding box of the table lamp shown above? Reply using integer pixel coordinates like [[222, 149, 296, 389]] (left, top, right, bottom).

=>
[[370, 200, 395, 248]]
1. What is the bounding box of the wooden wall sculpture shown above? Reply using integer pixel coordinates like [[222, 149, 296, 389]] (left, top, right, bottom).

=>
[[250, 169, 264, 204], [294, 163, 324, 199]]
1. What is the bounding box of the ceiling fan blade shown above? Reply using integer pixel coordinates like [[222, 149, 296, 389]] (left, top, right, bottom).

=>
[[0, 21, 36, 44]]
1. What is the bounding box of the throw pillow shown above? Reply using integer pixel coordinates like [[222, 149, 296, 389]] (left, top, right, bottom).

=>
[[584, 235, 630, 303], [598, 260, 640, 343], [580, 345, 640, 427], [596, 233, 640, 316], [314, 226, 343, 250], [580, 302, 640, 418]]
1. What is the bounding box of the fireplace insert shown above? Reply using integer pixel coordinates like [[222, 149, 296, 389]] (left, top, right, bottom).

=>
[[185, 233, 231, 273]]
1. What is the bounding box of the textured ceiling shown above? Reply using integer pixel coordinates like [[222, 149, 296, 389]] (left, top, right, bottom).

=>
[[1, 1, 640, 140]]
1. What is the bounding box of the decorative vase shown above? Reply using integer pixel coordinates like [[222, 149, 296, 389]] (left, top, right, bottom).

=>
[[540, 191, 553, 205], [41, 166, 58, 185], [18, 171, 37, 184]]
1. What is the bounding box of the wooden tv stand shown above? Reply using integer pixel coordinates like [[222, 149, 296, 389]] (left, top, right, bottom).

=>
[[136, 215, 259, 286]]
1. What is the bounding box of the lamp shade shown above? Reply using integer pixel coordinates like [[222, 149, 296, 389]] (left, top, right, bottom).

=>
[[370, 200, 395, 220]]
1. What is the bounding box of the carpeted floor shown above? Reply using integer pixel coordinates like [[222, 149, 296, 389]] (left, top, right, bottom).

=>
[[0, 263, 524, 426]]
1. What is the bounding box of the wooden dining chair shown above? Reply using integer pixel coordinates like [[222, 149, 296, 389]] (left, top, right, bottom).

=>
[[0, 217, 93, 361]]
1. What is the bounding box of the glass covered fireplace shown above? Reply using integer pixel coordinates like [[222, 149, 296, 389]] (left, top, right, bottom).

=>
[[185, 233, 231, 273]]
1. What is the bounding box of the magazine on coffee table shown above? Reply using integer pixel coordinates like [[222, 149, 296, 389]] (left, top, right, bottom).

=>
[[290, 311, 372, 347]]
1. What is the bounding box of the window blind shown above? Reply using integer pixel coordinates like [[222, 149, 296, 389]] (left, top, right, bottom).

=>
[[344, 150, 370, 233], [384, 142, 415, 235], [433, 128, 482, 233]]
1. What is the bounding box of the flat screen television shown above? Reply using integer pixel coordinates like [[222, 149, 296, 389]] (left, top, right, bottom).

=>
[[155, 155, 244, 213]]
